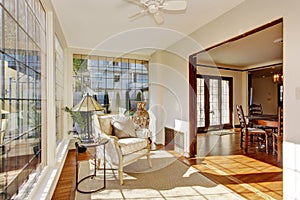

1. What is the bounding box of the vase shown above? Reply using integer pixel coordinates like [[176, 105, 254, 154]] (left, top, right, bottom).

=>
[[133, 102, 149, 129]]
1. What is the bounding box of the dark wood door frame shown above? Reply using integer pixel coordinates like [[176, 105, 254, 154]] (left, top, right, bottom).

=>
[[189, 56, 197, 157], [196, 75, 233, 132], [188, 18, 282, 158]]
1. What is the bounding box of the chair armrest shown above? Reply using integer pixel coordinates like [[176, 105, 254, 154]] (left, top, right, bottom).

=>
[[135, 128, 150, 139], [96, 135, 122, 166]]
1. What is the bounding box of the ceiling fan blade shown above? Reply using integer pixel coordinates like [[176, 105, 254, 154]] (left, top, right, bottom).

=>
[[129, 9, 148, 19], [154, 11, 164, 24], [162, 1, 187, 11]]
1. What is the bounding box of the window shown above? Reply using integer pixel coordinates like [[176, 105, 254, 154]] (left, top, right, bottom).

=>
[[0, 0, 46, 198], [55, 36, 64, 144], [73, 54, 149, 113]]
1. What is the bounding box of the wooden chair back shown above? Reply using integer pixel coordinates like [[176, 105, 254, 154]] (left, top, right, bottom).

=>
[[236, 105, 247, 129], [249, 104, 263, 115]]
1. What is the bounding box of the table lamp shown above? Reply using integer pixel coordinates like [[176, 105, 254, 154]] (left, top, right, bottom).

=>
[[72, 93, 103, 143]]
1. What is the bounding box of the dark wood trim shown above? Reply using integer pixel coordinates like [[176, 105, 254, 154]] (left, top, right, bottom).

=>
[[190, 18, 283, 57], [247, 62, 282, 72], [195, 62, 283, 73], [195, 64, 244, 72], [189, 56, 197, 157]]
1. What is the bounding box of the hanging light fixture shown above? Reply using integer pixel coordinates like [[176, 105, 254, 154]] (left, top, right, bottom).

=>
[[273, 73, 283, 83]]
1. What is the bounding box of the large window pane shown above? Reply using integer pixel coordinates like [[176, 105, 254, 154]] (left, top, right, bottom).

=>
[[73, 55, 149, 114], [0, 0, 45, 198], [55, 36, 64, 144]]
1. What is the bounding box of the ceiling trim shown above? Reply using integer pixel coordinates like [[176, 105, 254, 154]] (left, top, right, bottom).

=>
[[191, 18, 283, 58], [195, 62, 283, 73]]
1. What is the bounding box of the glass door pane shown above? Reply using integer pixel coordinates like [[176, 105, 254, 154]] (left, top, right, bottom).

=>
[[197, 78, 205, 127], [221, 80, 230, 124], [197, 76, 232, 131], [209, 78, 221, 126]]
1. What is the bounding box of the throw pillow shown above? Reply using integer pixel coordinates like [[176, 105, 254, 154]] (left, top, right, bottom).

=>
[[111, 116, 136, 138], [99, 116, 113, 135]]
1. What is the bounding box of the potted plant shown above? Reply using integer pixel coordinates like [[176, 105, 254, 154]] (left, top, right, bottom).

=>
[[65, 106, 87, 152]]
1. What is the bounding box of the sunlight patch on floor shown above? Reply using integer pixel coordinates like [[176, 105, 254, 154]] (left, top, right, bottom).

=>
[[193, 155, 282, 199]]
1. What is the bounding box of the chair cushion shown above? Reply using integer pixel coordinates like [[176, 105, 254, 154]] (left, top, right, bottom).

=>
[[243, 127, 266, 134], [118, 138, 148, 155], [111, 116, 136, 138]]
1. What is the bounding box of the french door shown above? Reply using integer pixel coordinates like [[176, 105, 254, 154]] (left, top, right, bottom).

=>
[[196, 75, 233, 131]]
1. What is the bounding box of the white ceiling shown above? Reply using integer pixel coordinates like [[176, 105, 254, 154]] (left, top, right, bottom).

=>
[[51, 0, 245, 55], [196, 22, 283, 69]]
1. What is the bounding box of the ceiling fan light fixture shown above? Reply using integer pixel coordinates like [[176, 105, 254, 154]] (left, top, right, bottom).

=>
[[148, 4, 159, 13], [127, 0, 187, 24]]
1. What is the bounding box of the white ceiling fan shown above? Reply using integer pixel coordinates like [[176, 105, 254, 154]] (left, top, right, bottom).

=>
[[127, 0, 188, 24]]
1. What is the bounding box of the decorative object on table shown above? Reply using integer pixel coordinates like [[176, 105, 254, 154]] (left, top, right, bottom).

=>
[[132, 101, 149, 129], [72, 93, 103, 143]]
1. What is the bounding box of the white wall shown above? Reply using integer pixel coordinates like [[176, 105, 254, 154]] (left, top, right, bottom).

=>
[[149, 50, 189, 144], [282, 1, 300, 199]]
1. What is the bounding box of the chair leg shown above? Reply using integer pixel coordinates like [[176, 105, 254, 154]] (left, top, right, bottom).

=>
[[245, 132, 249, 153], [272, 134, 276, 155], [119, 169, 123, 185], [147, 153, 152, 168], [265, 133, 269, 153], [240, 131, 243, 149], [277, 137, 282, 162]]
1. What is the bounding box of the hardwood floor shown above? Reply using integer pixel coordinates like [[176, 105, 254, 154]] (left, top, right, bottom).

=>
[[52, 130, 282, 199]]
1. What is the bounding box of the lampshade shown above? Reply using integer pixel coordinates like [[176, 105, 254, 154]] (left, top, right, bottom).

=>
[[71, 93, 103, 143], [72, 93, 103, 112]]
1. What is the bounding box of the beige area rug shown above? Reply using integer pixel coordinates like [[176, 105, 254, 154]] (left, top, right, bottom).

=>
[[76, 150, 244, 200]]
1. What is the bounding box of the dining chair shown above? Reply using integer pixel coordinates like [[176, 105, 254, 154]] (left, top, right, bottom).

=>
[[249, 103, 263, 115], [272, 106, 283, 162], [236, 105, 268, 153]]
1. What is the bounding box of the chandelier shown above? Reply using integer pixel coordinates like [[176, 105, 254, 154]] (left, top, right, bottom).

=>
[[273, 73, 283, 83]]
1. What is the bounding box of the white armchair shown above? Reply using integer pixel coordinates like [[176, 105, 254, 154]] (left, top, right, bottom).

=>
[[92, 114, 152, 185]]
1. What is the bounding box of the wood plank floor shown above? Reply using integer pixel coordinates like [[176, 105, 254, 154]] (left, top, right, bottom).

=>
[[52, 130, 282, 200]]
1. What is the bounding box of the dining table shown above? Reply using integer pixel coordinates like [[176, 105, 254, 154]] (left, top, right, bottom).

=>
[[248, 114, 278, 128]]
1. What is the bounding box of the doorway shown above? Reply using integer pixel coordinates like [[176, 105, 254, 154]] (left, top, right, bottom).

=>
[[196, 75, 233, 132]]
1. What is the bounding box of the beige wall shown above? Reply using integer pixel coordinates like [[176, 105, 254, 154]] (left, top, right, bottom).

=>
[[252, 76, 278, 114]]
